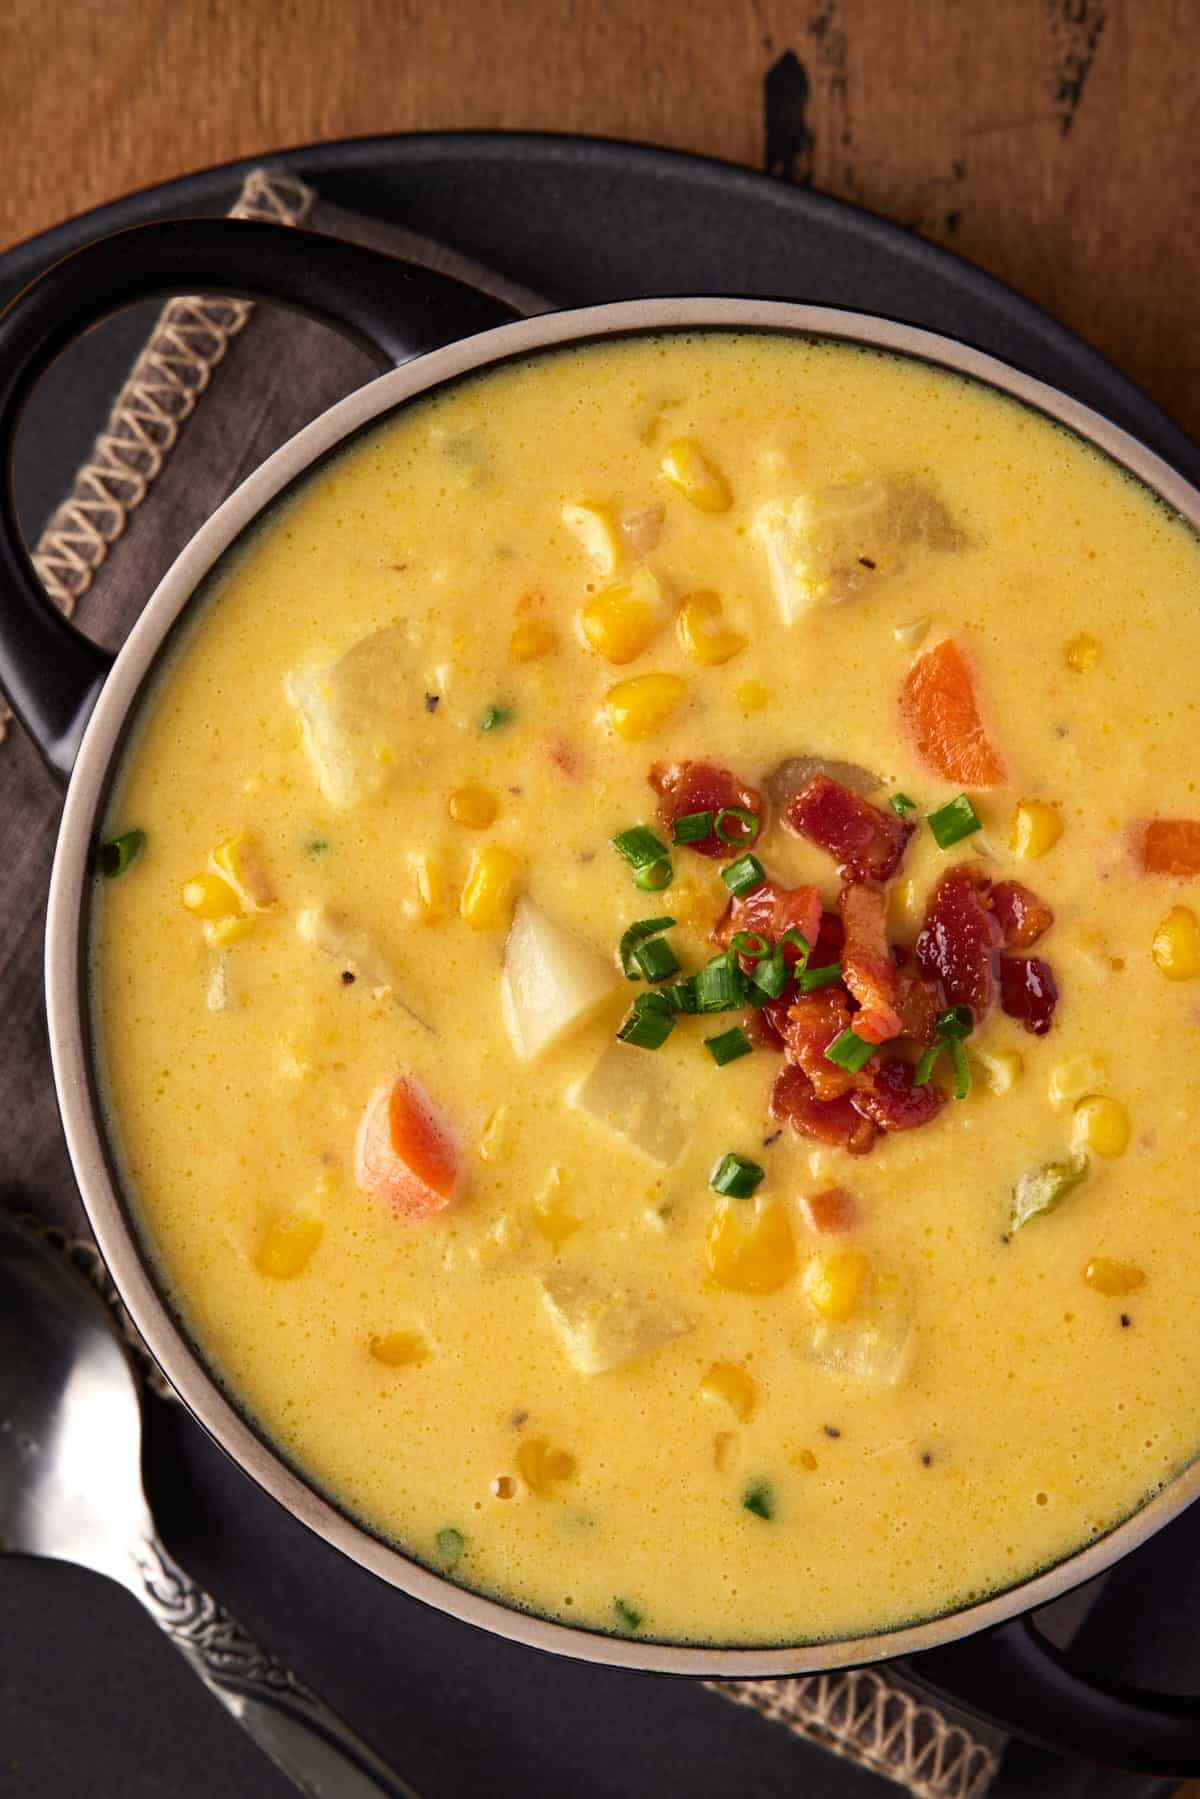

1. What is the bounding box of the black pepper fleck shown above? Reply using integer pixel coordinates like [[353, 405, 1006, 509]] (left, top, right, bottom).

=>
[[424, 693, 440, 713], [1120, 1313, 1132, 1329], [340, 970, 356, 986], [858, 556, 877, 569], [823, 1425, 842, 1440], [921, 1451, 933, 1467], [511, 1410, 530, 1427], [762, 1130, 783, 1148]]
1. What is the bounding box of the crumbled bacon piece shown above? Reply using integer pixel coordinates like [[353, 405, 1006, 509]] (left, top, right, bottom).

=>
[[713, 879, 822, 958], [999, 955, 1059, 1035], [779, 988, 868, 1101], [839, 884, 902, 1044], [650, 760, 764, 858], [770, 1064, 877, 1155], [991, 880, 1054, 950], [785, 775, 915, 883], [851, 1057, 946, 1132], [915, 864, 1002, 1020], [800, 1186, 861, 1234], [809, 910, 845, 969], [896, 969, 941, 1045]]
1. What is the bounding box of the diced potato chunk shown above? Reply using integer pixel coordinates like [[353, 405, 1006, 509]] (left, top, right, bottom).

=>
[[569, 1040, 692, 1166], [798, 1278, 915, 1388], [501, 898, 616, 1061], [285, 623, 420, 807], [562, 501, 620, 574], [297, 905, 396, 994], [541, 1268, 690, 1373]]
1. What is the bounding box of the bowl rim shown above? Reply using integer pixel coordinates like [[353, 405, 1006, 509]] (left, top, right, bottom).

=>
[[46, 294, 1200, 1675]]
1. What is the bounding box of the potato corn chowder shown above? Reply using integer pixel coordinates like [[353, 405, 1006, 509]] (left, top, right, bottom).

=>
[[92, 333, 1200, 1647]]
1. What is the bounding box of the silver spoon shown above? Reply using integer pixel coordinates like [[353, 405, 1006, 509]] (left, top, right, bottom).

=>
[[0, 1208, 419, 1798]]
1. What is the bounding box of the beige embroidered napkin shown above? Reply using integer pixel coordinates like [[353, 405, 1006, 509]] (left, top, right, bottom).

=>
[[3, 166, 999, 1799]]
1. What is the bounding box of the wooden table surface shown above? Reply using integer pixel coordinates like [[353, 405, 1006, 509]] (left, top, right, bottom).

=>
[[1, 0, 1198, 1789]]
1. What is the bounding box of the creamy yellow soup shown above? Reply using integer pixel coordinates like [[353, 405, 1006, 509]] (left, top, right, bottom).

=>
[[92, 334, 1200, 1648]]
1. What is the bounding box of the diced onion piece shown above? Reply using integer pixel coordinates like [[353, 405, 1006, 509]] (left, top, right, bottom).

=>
[[798, 1276, 914, 1388], [541, 1268, 690, 1373], [500, 898, 617, 1061], [569, 1040, 691, 1166]]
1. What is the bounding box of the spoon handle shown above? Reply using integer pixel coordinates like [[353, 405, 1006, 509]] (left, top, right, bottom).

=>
[[126, 1532, 419, 1799]]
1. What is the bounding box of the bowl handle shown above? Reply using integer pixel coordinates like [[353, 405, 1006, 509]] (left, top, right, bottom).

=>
[[903, 1612, 1200, 1774], [0, 218, 519, 780]]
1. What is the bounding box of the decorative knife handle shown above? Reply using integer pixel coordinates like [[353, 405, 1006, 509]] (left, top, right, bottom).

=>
[[129, 1533, 419, 1799]]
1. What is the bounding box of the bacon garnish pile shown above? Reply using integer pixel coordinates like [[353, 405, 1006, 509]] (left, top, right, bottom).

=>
[[646, 762, 1062, 1156]]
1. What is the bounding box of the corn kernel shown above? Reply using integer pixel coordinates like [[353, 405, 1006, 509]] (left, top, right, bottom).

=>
[[802, 1249, 869, 1323], [407, 849, 444, 921], [204, 914, 256, 947], [1065, 632, 1102, 672], [531, 1168, 581, 1248], [675, 589, 748, 667], [706, 1197, 796, 1294], [660, 438, 732, 513], [579, 565, 669, 665], [460, 845, 523, 930], [1072, 1094, 1131, 1159], [1153, 906, 1200, 981], [181, 872, 241, 920], [254, 1214, 322, 1280], [971, 1046, 1024, 1095], [515, 1437, 577, 1495], [369, 1330, 430, 1367], [562, 501, 620, 575], [735, 679, 769, 711], [1009, 799, 1064, 860], [699, 1361, 757, 1421], [210, 832, 276, 911], [1083, 1257, 1146, 1297], [793, 1448, 819, 1472], [447, 785, 500, 829], [509, 616, 558, 663], [605, 672, 687, 742], [1049, 1054, 1108, 1105]]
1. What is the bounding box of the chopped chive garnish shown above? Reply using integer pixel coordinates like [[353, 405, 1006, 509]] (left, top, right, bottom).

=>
[[751, 949, 789, 999], [617, 994, 676, 1050], [721, 853, 767, 898], [949, 1037, 971, 1100], [705, 1026, 754, 1067], [728, 931, 771, 961], [796, 961, 843, 993], [613, 1598, 643, 1632], [618, 915, 676, 979], [303, 835, 329, 859], [711, 1152, 765, 1198], [657, 976, 698, 1014], [936, 1004, 974, 1040], [672, 809, 714, 844], [890, 792, 918, 817], [97, 829, 145, 879], [824, 1029, 875, 1075], [695, 951, 746, 1013], [611, 824, 670, 869], [742, 1483, 774, 1520], [435, 1527, 465, 1568], [913, 1040, 944, 1086], [480, 705, 509, 731], [927, 793, 982, 849], [634, 935, 681, 983], [633, 858, 673, 892], [714, 806, 761, 847]]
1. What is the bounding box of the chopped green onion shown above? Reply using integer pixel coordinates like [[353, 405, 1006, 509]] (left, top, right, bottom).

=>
[[97, 829, 145, 879], [613, 1597, 643, 1632], [672, 809, 713, 844], [890, 792, 918, 817], [824, 1029, 875, 1075], [913, 1040, 945, 1086], [657, 976, 698, 1014], [633, 858, 673, 893], [721, 854, 767, 898], [695, 952, 746, 1013], [776, 928, 811, 968], [936, 1004, 974, 1040], [435, 1527, 465, 1568], [617, 994, 675, 1050], [1010, 1150, 1089, 1233], [634, 936, 681, 983], [618, 915, 676, 979], [705, 1026, 753, 1067], [714, 806, 761, 847], [710, 1152, 765, 1198], [927, 793, 982, 849], [751, 949, 789, 999], [479, 705, 509, 732], [742, 1483, 774, 1521], [796, 961, 843, 993], [303, 835, 329, 859], [728, 931, 771, 961], [611, 824, 670, 870], [949, 1037, 971, 1100]]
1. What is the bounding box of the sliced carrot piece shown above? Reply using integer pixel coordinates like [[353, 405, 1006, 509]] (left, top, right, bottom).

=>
[[1137, 820, 1200, 878], [354, 1074, 460, 1219], [899, 638, 1007, 789]]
